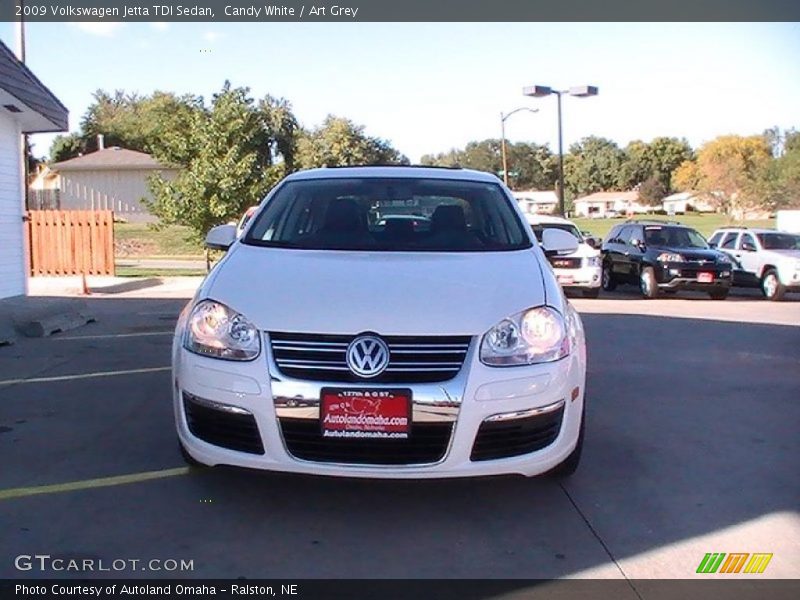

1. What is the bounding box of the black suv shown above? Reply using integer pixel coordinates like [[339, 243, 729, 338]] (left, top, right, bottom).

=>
[[601, 221, 734, 299]]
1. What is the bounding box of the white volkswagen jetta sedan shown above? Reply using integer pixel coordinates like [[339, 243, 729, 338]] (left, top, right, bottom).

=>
[[173, 166, 587, 479]]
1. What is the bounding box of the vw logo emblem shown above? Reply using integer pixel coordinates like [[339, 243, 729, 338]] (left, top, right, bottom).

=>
[[346, 335, 390, 378]]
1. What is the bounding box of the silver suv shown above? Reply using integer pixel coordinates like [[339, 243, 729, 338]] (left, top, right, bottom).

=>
[[708, 227, 800, 301]]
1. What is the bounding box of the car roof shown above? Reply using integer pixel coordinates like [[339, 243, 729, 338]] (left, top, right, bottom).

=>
[[282, 165, 502, 184], [713, 227, 778, 235]]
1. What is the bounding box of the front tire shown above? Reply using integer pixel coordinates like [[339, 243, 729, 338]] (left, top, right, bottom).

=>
[[601, 263, 617, 291], [761, 269, 786, 301], [640, 266, 659, 299]]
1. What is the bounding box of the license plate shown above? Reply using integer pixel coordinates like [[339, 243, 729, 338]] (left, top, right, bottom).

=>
[[557, 275, 574, 285], [320, 388, 411, 439], [698, 272, 714, 283]]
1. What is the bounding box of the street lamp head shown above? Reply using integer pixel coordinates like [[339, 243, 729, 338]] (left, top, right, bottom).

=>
[[522, 85, 553, 98], [568, 85, 599, 97]]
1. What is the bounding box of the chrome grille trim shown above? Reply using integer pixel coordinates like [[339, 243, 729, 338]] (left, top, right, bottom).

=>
[[269, 332, 472, 384]]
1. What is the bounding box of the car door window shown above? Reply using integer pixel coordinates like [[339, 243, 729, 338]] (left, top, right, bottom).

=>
[[708, 232, 723, 247], [738, 233, 756, 251], [720, 232, 739, 250]]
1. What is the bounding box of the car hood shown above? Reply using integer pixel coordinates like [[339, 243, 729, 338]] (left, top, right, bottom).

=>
[[658, 247, 724, 261], [206, 245, 547, 336]]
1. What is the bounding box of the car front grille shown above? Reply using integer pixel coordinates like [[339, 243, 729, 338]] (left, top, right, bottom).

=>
[[549, 257, 582, 269], [184, 393, 264, 455], [470, 405, 564, 461], [269, 332, 471, 383], [278, 418, 453, 465]]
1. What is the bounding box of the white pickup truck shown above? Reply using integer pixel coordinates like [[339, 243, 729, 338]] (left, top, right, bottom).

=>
[[708, 227, 800, 301]]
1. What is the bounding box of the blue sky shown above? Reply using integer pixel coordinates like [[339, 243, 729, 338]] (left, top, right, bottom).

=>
[[1, 22, 799, 161]]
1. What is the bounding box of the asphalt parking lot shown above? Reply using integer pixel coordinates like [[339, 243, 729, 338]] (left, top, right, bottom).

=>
[[1, 283, 798, 584]]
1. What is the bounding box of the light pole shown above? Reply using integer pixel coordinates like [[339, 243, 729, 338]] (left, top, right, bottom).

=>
[[500, 107, 538, 187], [522, 85, 598, 216]]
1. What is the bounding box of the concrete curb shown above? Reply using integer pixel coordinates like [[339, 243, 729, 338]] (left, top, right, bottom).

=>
[[0, 296, 96, 340]]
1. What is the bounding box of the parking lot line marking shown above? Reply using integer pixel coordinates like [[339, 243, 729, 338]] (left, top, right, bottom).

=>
[[0, 467, 191, 501], [53, 331, 173, 341], [0, 366, 171, 387]]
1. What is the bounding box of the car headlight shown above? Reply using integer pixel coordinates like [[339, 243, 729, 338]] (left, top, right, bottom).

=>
[[480, 306, 570, 366], [583, 256, 601, 268], [657, 252, 684, 262], [183, 300, 261, 361]]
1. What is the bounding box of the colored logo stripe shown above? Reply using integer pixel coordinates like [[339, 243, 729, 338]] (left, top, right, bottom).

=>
[[697, 553, 726, 573], [744, 553, 773, 574], [696, 552, 773, 574], [719, 553, 749, 573]]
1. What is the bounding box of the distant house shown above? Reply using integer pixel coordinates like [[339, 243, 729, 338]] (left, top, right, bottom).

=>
[[661, 191, 715, 214], [50, 146, 179, 222], [573, 191, 649, 218], [0, 41, 68, 299], [513, 190, 558, 215]]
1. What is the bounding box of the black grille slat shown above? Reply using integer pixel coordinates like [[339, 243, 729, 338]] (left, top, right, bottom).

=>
[[184, 394, 265, 455], [470, 406, 564, 462], [279, 418, 452, 465], [270, 332, 471, 383]]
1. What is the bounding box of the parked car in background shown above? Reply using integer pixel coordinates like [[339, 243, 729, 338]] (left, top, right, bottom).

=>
[[708, 227, 800, 301], [174, 166, 588, 479], [527, 215, 602, 298], [601, 221, 734, 299]]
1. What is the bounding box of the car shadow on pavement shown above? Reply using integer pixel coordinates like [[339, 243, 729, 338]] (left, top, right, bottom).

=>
[[0, 297, 798, 581]]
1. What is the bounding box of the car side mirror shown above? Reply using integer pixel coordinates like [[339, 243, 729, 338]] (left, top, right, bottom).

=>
[[585, 238, 597, 249], [542, 228, 579, 256], [708, 242, 717, 248], [205, 224, 237, 251]]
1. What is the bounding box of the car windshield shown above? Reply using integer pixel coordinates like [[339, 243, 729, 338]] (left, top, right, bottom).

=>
[[243, 177, 531, 252], [530, 223, 583, 242], [757, 232, 800, 250], [644, 226, 708, 249]]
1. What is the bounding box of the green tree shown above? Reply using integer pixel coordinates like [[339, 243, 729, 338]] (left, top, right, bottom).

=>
[[421, 139, 556, 190], [564, 136, 625, 198], [296, 116, 408, 168], [617, 137, 693, 192], [49, 133, 84, 163], [146, 82, 295, 238]]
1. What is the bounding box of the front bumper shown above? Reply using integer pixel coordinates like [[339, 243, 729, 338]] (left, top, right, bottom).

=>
[[655, 264, 732, 290], [172, 333, 586, 479], [554, 265, 601, 290]]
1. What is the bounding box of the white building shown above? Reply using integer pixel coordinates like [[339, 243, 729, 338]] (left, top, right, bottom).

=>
[[573, 191, 649, 218], [50, 147, 178, 222], [0, 41, 68, 299], [661, 191, 715, 214], [513, 190, 558, 215]]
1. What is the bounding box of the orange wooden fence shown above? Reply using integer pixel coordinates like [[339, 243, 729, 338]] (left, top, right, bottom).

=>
[[28, 210, 115, 276]]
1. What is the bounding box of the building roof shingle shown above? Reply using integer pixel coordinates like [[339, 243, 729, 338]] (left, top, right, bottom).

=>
[[0, 41, 68, 132], [51, 147, 171, 172]]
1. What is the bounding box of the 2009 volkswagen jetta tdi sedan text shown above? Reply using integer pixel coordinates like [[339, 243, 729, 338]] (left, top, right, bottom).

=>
[[172, 166, 587, 478]]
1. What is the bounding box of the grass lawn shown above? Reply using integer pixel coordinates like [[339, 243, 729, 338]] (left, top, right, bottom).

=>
[[115, 223, 204, 258], [573, 213, 774, 240], [115, 267, 208, 278]]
